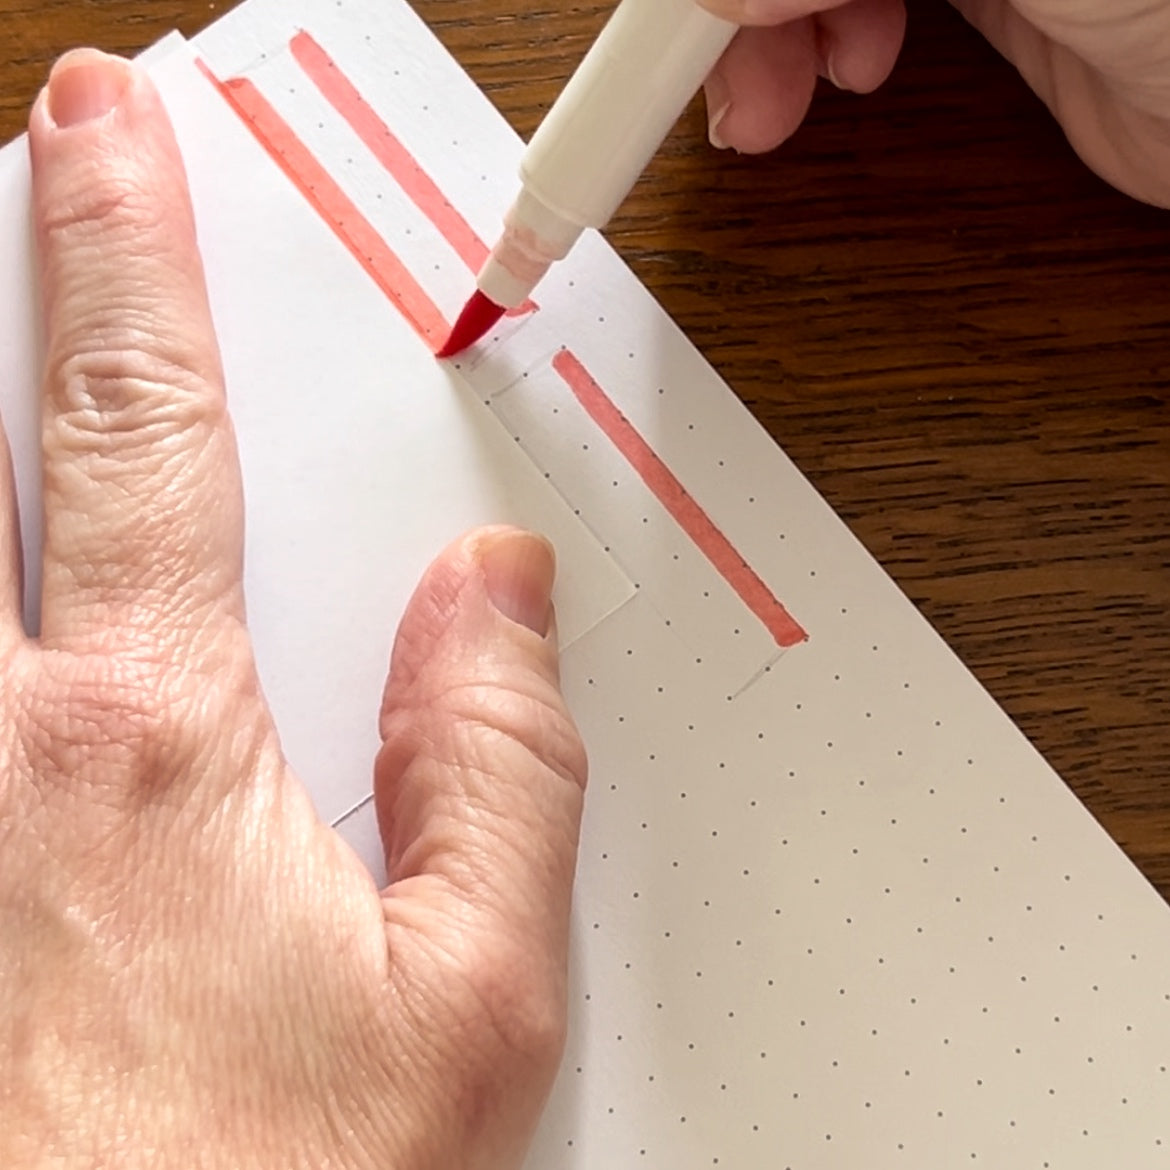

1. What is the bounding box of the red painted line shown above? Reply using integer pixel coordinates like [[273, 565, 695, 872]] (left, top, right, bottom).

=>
[[197, 59, 448, 349], [290, 30, 487, 272], [289, 31, 536, 319], [198, 55, 800, 644], [553, 350, 807, 649]]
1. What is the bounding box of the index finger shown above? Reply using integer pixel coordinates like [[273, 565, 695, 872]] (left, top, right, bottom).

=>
[[29, 50, 245, 654]]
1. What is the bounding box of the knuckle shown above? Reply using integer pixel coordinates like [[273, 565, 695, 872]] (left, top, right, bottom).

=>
[[384, 679, 588, 796], [38, 165, 223, 456], [40, 169, 158, 251], [20, 653, 173, 792], [461, 683, 588, 796], [46, 338, 224, 453], [17, 648, 263, 802]]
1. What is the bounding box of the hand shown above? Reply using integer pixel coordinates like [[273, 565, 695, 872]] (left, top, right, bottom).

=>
[[698, 0, 907, 153], [2, 49, 585, 1170], [699, 0, 1170, 207], [948, 0, 1170, 206]]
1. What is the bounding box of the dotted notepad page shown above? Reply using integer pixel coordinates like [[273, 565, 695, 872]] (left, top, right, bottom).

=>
[[185, 1, 1166, 1165]]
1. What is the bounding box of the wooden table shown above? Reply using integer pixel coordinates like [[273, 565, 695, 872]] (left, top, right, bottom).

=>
[[4, 1, 1168, 901]]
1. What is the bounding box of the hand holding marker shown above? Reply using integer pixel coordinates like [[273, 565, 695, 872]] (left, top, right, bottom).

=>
[[438, 0, 737, 357]]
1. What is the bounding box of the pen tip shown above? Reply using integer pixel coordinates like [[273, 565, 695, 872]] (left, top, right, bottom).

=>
[[436, 290, 506, 358]]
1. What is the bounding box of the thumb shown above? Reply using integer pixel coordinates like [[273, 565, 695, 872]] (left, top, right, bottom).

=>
[[374, 525, 586, 965]]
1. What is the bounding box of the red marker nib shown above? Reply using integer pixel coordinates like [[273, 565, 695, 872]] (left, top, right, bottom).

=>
[[436, 290, 506, 358]]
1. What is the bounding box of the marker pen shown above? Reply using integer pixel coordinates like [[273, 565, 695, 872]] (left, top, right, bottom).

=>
[[438, 0, 737, 356]]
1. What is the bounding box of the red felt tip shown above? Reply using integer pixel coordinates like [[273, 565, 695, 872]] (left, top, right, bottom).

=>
[[436, 290, 506, 358]]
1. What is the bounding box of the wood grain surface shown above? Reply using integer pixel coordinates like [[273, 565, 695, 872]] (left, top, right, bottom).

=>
[[3, 0, 1168, 900]]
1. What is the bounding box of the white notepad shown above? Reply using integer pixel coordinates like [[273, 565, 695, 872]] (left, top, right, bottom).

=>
[[1, 1, 1166, 1165]]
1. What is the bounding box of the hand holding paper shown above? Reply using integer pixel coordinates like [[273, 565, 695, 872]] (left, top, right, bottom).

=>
[[3, 2, 1168, 1166], [1, 50, 582, 1168]]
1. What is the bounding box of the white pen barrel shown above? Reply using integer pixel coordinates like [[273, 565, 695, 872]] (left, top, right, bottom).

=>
[[522, 0, 737, 229], [475, 0, 737, 309]]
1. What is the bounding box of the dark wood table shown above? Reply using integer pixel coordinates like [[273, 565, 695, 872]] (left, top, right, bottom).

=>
[[4, 1, 1168, 900]]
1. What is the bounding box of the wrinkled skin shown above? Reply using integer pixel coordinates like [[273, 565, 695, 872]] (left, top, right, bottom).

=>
[[4, 2, 1167, 1166], [1, 50, 586, 1170]]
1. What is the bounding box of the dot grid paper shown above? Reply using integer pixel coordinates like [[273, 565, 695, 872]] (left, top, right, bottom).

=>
[[197, 2, 1170, 1163], [191, 3, 1170, 1158], [1, 0, 1164, 1165]]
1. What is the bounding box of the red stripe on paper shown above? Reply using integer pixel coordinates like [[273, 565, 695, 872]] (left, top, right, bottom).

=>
[[553, 350, 807, 649], [197, 59, 448, 348], [290, 30, 488, 272], [198, 55, 801, 645], [289, 31, 536, 318]]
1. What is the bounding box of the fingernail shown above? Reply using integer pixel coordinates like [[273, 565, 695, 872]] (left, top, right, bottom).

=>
[[47, 49, 132, 129], [478, 530, 555, 637], [825, 53, 847, 91], [708, 100, 732, 150], [705, 71, 732, 150]]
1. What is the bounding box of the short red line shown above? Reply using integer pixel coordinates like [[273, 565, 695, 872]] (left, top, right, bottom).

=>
[[553, 350, 807, 649], [197, 59, 448, 348]]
